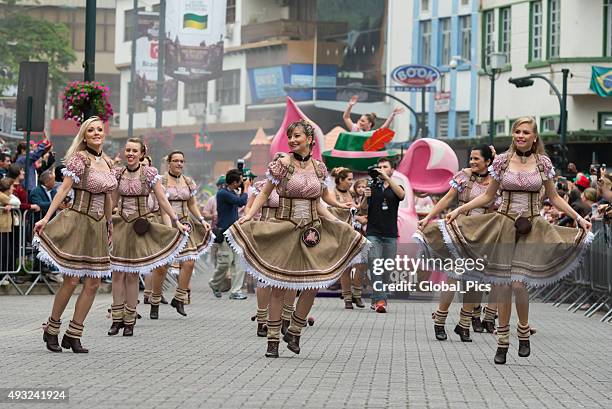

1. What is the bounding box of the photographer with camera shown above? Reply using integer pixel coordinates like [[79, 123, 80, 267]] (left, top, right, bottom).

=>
[[209, 168, 250, 300], [359, 157, 405, 313]]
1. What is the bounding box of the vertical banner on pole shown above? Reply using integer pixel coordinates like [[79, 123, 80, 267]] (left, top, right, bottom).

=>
[[16, 62, 48, 132], [164, 0, 227, 83]]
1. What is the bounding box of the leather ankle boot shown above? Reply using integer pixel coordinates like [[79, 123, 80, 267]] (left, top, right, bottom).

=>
[[265, 341, 279, 358], [472, 316, 484, 333], [283, 332, 301, 354], [344, 299, 353, 309], [352, 296, 365, 308], [494, 347, 508, 364], [42, 331, 62, 353], [170, 297, 187, 316], [518, 340, 531, 357], [123, 324, 134, 337], [150, 304, 159, 320], [454, 325, 473, 342], [61, 335, 89, 353], [280, 319, 290, 336], [107, 322, 123, 336], [482, 320, 495, 333], [434, 324, 447, 341], [257, 323, 267, 337]]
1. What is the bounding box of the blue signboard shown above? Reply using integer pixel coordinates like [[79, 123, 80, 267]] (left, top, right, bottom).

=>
[[249, 66, 288, 103], [391, 64, 441, 88]]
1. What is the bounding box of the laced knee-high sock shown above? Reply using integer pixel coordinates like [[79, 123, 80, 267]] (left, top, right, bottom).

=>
[[287, 311, 307, 337], [143, 289, 152, 299], [517, 322, 531, 341], [353, 286, 362, 299], [459, 308, 472, 329], [341, 290, 352, 302], [174, 288, 189, 303], [473, 305, 482, 319], [111, 303, 124, 324], [267, 319, 281, 341], [497, 324, 510, 349], [65, 320, 84, 340], [46, 317, 61, 336], [483, 306, 496, 323], [150, 292, 162, 306], [124, 305, 137, 326], [432, 309, 448, 327], [256, 307, 268, 324], [281, 301, 293, 322]]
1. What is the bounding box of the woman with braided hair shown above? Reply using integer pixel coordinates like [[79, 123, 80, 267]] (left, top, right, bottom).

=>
[[226, 119, 370, 358], [445, 117, 593, 364]]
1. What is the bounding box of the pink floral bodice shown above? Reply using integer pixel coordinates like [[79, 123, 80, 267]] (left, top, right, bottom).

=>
[[266, 158, 327, 199], [112, 165, 161, 196], [63, 152, 117, 194], [450, 170, 501, 214], [490, 152, 555, 214], [163, 174, 197, 218]]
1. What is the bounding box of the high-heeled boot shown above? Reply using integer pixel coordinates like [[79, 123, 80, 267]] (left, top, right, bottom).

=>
[[108, 303, 124, 336], [61, 321, 89, 353], [494, 324, 510, 364], [517, 322, 532, 357], [265, 319, 281, 358], [42, 317, 62, 353], [123, 304, 137, 336], [284, 312, 307, 354], [432, 309, 448, 341], [171, 288, 188, 316]]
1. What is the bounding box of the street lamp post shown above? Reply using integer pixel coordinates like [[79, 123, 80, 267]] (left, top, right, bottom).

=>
[[508, 68, 570, 168], [485, 52, 507, 146]]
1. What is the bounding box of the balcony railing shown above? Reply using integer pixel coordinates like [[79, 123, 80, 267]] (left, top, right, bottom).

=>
[[241, 19, 348, 44]]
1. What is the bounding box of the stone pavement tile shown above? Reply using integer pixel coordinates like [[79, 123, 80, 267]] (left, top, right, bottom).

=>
[[1, 271, 611, 409]]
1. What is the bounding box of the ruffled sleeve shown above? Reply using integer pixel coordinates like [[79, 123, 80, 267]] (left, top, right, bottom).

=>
[[489, 153, 508, 182], [62, 153, 87, 184], [317, 161, 329, 190], [110, 166, 123, 181], [539, 155, 556, 180], [449, 170, 469, 192], [266, 159, 288, 186], [250, 180, 265, 197], [185, 176, 198, 197], [144, 166, 161, 189]]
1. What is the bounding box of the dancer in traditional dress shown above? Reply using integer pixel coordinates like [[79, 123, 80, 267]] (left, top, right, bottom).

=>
[[35, 117, 117, 353], [414, 145, 500, 342], [107, 139, 187, 336], [444, 117, 593, 364], [329, 167, 367, 309], [149, 151, 213, 318], [226, 120, 370, 357]]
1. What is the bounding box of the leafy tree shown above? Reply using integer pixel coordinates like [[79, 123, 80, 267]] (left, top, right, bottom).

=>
[[0, 0, 76, 94]]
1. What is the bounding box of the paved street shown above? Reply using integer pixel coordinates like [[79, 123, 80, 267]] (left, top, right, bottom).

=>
[[1, 270, 611, 409]]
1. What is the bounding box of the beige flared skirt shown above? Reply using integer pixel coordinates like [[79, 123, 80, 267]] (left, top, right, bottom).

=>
[[225, 217, 371, 290], [110, 213, 188, 275], [33, 209, 111, 278], [174, 214, 214, 263], [437, 212, 594, 286]]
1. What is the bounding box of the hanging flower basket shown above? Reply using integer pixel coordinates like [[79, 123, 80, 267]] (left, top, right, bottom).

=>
[[62, 81, 114, 126]]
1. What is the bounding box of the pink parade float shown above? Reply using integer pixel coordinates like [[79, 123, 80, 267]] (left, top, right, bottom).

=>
[[269, 97, 458, 262]]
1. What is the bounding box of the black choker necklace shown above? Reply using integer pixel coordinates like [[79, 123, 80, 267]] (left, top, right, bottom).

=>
[[127, 164, 140, 173], [515, 149, 533, 164], [293, 152, 311, 169], [168, 171, 181, 179], [475, 170, 489, 178], [86, 146, 102, 157], [337, 187, 348, 193]]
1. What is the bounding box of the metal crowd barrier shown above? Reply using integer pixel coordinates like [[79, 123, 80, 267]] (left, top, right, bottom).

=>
[[531, 220, 612, 323], [0, 208, 56, 295]]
